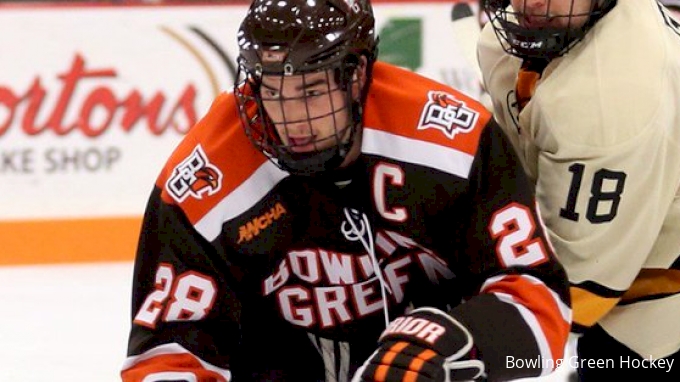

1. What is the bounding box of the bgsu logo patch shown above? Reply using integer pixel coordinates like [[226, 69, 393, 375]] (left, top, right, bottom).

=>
[[166, 145, 222, 203], [417, 91, 479, 139]]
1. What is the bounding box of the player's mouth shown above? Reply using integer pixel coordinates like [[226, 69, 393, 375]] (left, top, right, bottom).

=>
[[520, 15, 554, 29], [288, 136, 318, 152]]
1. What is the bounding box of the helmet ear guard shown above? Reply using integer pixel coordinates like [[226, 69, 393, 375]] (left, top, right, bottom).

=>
[[335, 54, 361, 92]]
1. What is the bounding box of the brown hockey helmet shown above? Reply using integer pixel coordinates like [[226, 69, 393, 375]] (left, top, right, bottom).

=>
[[237, 0, 377, 75], [234, 0, 378, 176]]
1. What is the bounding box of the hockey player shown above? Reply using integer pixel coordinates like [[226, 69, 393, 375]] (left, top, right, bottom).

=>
[[120, 0, 571, 381], [478, 0, 680, 379]]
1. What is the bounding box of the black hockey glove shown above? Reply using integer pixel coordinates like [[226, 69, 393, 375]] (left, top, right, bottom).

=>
[[352, 307, 486, 382]]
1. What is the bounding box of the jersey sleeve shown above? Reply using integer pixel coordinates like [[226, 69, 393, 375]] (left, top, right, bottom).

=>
[[121, 186, 240, 382], [448, 119, 572, 380], [532, 115, 679, 331]]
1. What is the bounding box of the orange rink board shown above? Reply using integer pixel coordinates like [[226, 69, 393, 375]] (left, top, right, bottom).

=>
[[0, 217, 142, 265]]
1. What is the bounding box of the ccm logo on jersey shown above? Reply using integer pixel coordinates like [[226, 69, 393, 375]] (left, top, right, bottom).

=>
[[166, 145, 223, 203], [417, 91, 479, 139]]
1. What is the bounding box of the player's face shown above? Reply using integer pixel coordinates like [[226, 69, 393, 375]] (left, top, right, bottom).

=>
[[510, 0, 595, 29], [260, 69, 356, 155]]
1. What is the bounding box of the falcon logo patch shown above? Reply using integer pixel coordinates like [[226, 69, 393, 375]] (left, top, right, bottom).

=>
[[417, 91, 479, 139], [166, 145, 223, 203]]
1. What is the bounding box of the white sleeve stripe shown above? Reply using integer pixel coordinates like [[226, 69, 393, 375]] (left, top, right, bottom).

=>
[[493, 292, 554, 375], [121, 342, 232, 380], [479, 274, 505, 290], [362, 128, 475, 179], [480, 274, 572, 323], [194, 160, 288, 241]]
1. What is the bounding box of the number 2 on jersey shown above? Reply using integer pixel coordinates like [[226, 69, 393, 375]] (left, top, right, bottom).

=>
[[489, 203, 549, 267]]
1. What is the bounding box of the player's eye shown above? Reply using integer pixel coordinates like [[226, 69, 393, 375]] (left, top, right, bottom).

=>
[[262, 88, 281, 99], [305, 89, 324, 98]]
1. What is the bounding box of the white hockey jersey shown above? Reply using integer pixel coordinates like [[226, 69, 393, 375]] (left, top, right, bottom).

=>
[[478, 0, 680, 358]]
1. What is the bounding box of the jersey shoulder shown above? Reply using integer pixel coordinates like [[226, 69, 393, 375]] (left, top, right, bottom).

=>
[[156, 92, 287, 227], [534, 0, 676, 148], [363, 61, 492, 176], [477, 18, 518, 87]]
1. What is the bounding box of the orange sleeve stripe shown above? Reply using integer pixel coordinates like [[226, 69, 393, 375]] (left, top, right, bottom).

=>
[[570, 286, 620, 328], [483, 275, 570, 362], [121, 353, 229, 382]]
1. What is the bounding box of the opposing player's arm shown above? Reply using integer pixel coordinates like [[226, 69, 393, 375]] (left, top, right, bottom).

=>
[[450, 120, 571, 380], [121, 186, 239, 382], [535, 125, 677, 332]]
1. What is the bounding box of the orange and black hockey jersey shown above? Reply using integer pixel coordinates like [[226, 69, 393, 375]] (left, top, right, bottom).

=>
[[121, 61, 571, 382]]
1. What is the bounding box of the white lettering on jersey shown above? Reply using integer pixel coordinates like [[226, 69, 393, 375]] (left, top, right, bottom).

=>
[[373, 163, 408, 222], [383, 316, 446, 344], [134, 263, 175, 328], [489, 203, 549, 267], [278, 287, 314, 326], [134, 264, 217, 328], [163, 272, 218, 322], [263, 230, 455, 329]]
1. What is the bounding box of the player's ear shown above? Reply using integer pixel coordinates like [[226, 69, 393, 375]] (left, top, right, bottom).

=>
[[355, 56, 369, 93]]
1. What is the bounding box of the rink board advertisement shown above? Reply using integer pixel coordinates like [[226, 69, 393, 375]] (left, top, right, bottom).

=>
[[0, 0, 483, 264]]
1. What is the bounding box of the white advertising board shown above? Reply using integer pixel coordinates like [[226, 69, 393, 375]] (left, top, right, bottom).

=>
[[0, 1, 484, 263]]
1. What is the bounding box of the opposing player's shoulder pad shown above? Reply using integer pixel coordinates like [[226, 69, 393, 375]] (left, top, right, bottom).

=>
[[155, 92, 281, 226]]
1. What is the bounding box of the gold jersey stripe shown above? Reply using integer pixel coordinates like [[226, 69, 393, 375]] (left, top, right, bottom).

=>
[[622, 269, 680, 302], [570, 286, 621, 328]]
